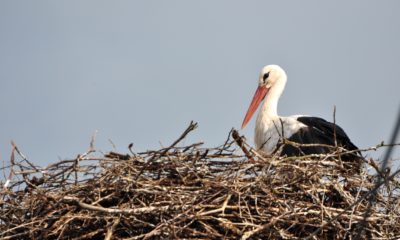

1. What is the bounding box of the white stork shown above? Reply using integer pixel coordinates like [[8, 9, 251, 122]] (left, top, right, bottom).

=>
[[241, 65, 361, 160]]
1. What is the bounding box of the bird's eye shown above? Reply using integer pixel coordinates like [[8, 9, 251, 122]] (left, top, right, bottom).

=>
[[263, 72, 270, 82]]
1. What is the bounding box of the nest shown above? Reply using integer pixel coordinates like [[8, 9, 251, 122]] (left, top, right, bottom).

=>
[[1, 122, 400, 239]]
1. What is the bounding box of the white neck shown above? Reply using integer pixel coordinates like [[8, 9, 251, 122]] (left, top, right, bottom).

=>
[[254, 75, 287, 152], [259, 76, 286, 119]]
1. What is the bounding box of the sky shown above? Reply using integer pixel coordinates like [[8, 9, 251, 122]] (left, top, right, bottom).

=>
[[0, 1, 399, 167]]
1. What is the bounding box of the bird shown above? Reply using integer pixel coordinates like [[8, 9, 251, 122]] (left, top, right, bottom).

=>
[[241, 64, 362, 161]]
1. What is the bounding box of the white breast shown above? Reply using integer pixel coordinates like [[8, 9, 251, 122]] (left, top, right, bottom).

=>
[[254, 115, 307, 154]]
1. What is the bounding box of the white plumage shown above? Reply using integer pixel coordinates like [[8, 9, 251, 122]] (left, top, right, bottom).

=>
[[242, 65, 360, 159]]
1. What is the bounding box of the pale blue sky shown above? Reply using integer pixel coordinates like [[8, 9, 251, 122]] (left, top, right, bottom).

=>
[[0, 1, 399, 165]]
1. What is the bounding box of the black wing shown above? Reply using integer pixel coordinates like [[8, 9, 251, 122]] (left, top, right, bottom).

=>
[[281, 116, 361, 161]]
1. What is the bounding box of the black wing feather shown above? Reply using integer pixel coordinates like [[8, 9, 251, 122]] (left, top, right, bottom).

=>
[[296, 116, 359, 151], [280, 116, 361, 161]]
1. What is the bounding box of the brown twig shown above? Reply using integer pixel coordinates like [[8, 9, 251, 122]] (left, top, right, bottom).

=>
[[1, 124, 399, 239], [232, 129, 255, 163]]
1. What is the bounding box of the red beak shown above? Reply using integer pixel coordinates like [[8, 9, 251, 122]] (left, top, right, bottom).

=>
[[241, 86, 269, 129]]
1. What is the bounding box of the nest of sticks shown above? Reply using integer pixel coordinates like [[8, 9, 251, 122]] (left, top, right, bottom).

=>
[[1, 121, 400, 239]]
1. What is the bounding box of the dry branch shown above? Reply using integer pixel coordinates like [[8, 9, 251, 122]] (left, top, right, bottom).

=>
[[1, 122, 400, 239]]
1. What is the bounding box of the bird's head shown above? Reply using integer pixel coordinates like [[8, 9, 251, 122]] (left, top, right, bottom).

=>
[[241, 65, 287, 129], [258, 64, 287, 88]]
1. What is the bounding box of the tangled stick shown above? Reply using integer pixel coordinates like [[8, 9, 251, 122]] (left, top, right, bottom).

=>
[[1, 122, 400, 239]]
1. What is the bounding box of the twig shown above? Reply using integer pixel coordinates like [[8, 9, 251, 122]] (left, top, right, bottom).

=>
[[232, 129, 255, 162], [135, 121, 198, 180], [63, 196, 177, 215], [104, 216, 120, 240], [356, 105, 400, 239], [1, 122, 400, 239]]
